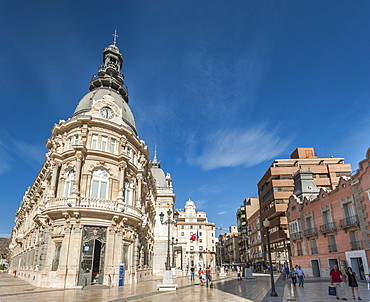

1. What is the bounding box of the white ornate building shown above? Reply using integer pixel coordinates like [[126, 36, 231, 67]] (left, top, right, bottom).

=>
[[175, 199, 216, 270], [9, 38, 173, 288]]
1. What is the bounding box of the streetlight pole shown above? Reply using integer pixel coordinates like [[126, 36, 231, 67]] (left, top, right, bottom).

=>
[[159, 209, 179, 271], [263, 218, 278, 297], [171, 237, 178, 268]]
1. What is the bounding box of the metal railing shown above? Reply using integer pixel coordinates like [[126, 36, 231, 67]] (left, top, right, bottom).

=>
[[320, 222, 337, 233], [311, 247, 318, 254], [339, 216, 359, 228], [303, 227, 317, 237], [328, 244, 337, 253], [350, 241, 362, 250]]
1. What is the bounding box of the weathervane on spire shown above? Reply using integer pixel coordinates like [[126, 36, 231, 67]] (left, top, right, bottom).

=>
[[112, 30, 118, 46]]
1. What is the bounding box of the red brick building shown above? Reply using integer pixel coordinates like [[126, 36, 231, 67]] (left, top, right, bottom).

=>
[[287, 148, 370, 278]]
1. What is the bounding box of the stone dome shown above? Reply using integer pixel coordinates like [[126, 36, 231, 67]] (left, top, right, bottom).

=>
[[72, 87, 136, 133]]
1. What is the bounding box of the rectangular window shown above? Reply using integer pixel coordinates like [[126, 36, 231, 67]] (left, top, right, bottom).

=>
[[297, 241, 303, 256], [199, 225, 202, 229], [68, 137, 72, 150], [101, 136, 107, 151], [190, 226, 193, 229], [181, 225, 184, 229], [199, 239, 202, 243], [199, 246, 203, 250], [181, 232, 184, 236], [190, 246, 194, 250], [91, 135, 98, 150], [74, 135, 79, 145], [100, 181, 107, 199], [91, 180, 99, 198], [199, 232, 202, 236], [110, 138, 116, 154]]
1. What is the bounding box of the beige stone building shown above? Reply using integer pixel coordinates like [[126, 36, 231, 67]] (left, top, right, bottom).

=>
[[9, 39, 173, 288], [175, 199, 216, 270]]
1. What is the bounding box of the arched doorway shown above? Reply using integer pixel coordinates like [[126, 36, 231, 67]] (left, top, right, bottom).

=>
[[78, 226, 107, 286]]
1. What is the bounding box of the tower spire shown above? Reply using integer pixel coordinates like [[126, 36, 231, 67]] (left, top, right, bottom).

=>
[[152, 145, 160, 168], [112, 30, 118, 46]]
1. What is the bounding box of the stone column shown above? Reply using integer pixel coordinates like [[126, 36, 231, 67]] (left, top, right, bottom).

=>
[[136, 175, 142, 208], [72, 153, 83, 197], [117, 163, 127, 203], [48, 162, 59, 198]]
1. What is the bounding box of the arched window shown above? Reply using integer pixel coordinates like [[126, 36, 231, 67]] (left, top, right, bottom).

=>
[[90, 169, 109, 199], [64, 170, 75, 197]]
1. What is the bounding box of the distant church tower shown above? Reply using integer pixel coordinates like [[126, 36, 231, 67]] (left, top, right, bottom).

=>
[[9, 34, 166, 288], [151, 151, 176, 275]]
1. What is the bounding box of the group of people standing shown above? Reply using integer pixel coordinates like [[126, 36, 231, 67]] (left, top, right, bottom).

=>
[[330, 265, 362, 300], [287, 265, 305, 287], [286, 264, 362, 300], [190, 266, 213, 288]]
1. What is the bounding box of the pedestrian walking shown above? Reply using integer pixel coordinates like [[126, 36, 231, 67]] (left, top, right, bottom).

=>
[[205, 267, 212, 287], [346, 267, 362, 300], [330, 264, 347, 300], [296, 266, 305, 287], [237, 266, 242, 280], [198, 267, 205, 286], [290, 267, 297, 286], [190, 266, 195, 281]]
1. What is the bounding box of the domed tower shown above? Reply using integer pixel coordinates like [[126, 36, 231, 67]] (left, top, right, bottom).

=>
[[151, 151, 176, 275], [9, 35, 157, 288]]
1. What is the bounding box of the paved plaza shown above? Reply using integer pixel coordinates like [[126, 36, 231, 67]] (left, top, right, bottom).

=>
[[1, 272, 370, 302]]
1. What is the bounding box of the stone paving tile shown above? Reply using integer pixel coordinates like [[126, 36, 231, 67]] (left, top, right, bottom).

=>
[[0, 272, 283, 302]]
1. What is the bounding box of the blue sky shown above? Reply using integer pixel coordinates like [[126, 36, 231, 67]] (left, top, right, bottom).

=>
[[1, 1, 370, 237]]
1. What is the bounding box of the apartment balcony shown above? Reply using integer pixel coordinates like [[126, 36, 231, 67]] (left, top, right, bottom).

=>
[[311, 247, 318, 254], [320, 222, 337, 235], [339, 215, 359, 229], [328, 244, 337, 253], [303, 227, 318, 237], [269, 230, 287, 242], [350, 241, 362, 251], [290, 231, 303, 241], [262, 203, 288, 220]]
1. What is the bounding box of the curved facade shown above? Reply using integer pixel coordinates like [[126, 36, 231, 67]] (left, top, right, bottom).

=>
[[9, 40, 160, 288]]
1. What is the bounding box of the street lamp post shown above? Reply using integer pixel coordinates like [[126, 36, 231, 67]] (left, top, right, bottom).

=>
[[159, 209, 179, 270], [171, 237, 178, 268], [263, 218, 278, 297], [157, 209, 179, 290]]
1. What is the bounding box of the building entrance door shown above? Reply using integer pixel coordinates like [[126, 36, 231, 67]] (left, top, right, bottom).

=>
[[311, 260, 320, 277], [350, 257, 365, 280], [78, 226, 107, 286]]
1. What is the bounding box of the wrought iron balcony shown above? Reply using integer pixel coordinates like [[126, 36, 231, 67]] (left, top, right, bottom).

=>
[[350, 241, 362, 250], [303, 227, 318, 237], [311, 247, 318, 254], [328, 244, 337, 253], [290, 231, 303, 240], [320, 222, 337, 234], [339, 215, 359, 229]]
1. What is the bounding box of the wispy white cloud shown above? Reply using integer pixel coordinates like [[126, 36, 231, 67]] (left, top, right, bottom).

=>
[[12, 140, 47, 168], [0, 138, 12, 174], [197, 183, 226, 195], [187, 124, 291, 170], [217, 211, 227, 215]]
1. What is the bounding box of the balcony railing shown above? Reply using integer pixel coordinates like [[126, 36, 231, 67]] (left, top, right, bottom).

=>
[[47, 197, 142, 218], [320, 222, 337, 234], [303, 227, 317, 237], [350, 241, 362, 250], [311, 247, 318, 254], [328, 244, 337, 253], [290, 231, 303, 240], [339, 216, 359, 229]]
